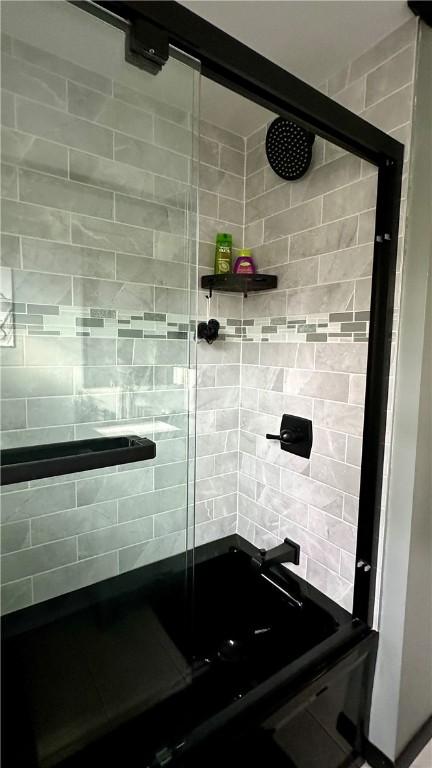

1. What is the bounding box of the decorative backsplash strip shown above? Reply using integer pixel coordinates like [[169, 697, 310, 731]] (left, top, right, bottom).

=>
[[6, 303, 370, 343], [219, 311, 370, 343]]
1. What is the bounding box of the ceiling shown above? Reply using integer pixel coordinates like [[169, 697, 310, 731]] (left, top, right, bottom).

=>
[[181, 0, 412, 135]]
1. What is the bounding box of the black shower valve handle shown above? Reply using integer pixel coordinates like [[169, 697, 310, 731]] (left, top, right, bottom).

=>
[[266, 430, 302, 444]]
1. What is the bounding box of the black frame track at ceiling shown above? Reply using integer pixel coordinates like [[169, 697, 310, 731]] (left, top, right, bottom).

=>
[[72, 0, 404, 628]]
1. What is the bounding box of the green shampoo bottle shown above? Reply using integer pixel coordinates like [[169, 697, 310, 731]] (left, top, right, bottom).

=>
[[214, 233, 232, 274]]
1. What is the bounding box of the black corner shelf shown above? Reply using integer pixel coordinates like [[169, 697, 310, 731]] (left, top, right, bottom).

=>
[[201, 273, 278, 298], [0, 436, 156, 486]]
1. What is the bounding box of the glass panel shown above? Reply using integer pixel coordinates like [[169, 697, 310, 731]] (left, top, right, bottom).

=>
[[1, 1, 199, 763]]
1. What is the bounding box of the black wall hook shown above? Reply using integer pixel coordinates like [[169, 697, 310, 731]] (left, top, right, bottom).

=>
[[197, 319, 220, 344]]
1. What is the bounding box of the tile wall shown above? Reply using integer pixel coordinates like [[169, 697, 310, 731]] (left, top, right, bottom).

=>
[[0, 29, 203, 613], [236, 18, 417, 610], [0, 15, 417, 615]]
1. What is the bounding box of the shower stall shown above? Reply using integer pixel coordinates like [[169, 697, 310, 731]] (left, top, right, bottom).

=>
[[0, 2, 405, 767]]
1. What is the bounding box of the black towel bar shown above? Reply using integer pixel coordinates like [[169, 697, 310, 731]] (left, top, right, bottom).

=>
[[0, 436, 156, 485]]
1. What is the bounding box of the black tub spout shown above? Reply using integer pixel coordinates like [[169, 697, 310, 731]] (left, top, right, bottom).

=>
[[255, 537, 300, 569]]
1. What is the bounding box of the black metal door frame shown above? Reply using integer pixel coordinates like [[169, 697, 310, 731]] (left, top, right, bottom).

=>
[[73, 0, 404, 627]]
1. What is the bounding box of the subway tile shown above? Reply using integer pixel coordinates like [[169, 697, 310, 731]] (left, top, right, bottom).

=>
[[119, 530, 186, 572], [154, 507, 187, 537], [25, 336, 116, 366], [199, 162, 244, 201], [72, 213, 153, 256], [16, 99, 113, 157], [354, 277, 372, 311], [349, 18, 416, 83], [340, 550, 356, 582], [199, 136, 219, 167], [343, 494, 359, 525], [315, 342, 368, 373], [287, 281, 354, 315], [115, 193, 185, 235], [245, 168, 265, 199], [154, 117, 192, 156], [0, 233, 20, 268], [2, 199, 70, 241], [306, 559, 350, 602], [200, 120, 244, 152], [1, 126, 68, 177], [196, 472, 237, 503], [346, 435, 363, 467], [280, 519, 340, 573], [314, 399, 364, 437], [2, 51, 66, 111], [319, 243, 373, 283], [195, 514, 236, 546], [75, 365, 153, 394], [323, 177, 376, 223], [199, 190, 218, 219], [155, 462, 187, 490], [1, 399, 26, 430], [1, 577, 33, 614], [281, 468, 343, 517], [284, 369, 349, 402], [19, 168, 113, 219], [256, 485, 307, 525], [199, 215, 242, 247], [155, 287, 188, 314], [238, 493, 279, 532], [118, 485, 187, 522], [213, 492, 237, 518], [313, 427, 346, 462], [242, 365, 284, 392], [349, 374, 367, 405], [32, 501, 117, 545], [243, 290, 286, 320], [197, 387, 240, 412], [115, 132, 188, 182], [333, 79, 365, 113], [13, 38, 112, 94], [246, 142, 267, 176], [1, 162, 17, 199], [264, 199, 321, 241], [273, 257, 318, 290], [77, 467, 153, 507], [291, 154, 361, 206], [290, 216, 358, 261], [33, 552, 117, 603], [156, 176, 190, 210], [365, 46, 415, 108], [362, 83, 413, 134], [1, 365, 73, 399], [1, 426, 74, 452], [114, 82, 189, 127], [22, 238, 115, 279], [1, 90, 15, 128], [27, 393, 117, 427], [68, 81, 153, 141], [1, 538, 76, 582], [246, 182, 291, 224], [311, 455, 360, 496], [218, 196, 244, 226], [259, 342, 297, 368], [0, 336, 24, 367], [117, 338, 187, 366], [1, 520, 31, 554], [70, 149, 154, 201], [116, 253, 186, 289], [220, 145, 244, 177], [154, 232, 187, 263], [13, 269, 72, 306], [73, 276, 153, 311], [78, 517, 153, 559]]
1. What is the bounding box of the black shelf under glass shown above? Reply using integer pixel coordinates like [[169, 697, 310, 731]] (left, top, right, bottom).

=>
[[0, 436, 156, 485], [201, 273, 278, 298]]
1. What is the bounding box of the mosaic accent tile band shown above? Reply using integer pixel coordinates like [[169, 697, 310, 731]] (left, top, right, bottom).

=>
[[5, 303, 371, 343]]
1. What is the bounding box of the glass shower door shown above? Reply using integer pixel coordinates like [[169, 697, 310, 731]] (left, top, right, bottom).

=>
[[1, 2, 198, 763]]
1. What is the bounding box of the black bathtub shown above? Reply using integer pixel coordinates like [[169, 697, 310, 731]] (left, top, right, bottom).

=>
[[1, 535, 376, 768]]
